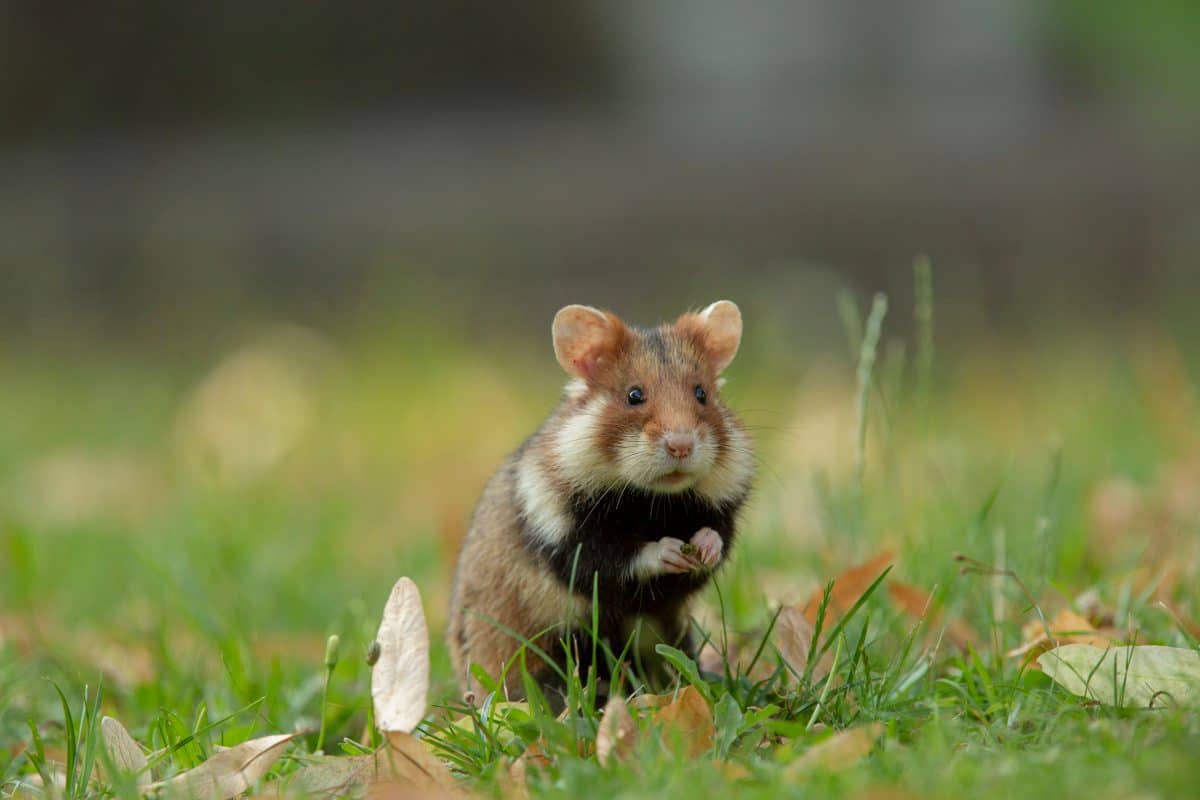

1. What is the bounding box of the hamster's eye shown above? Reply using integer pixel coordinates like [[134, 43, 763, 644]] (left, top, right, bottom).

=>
[[627, 386, 646, 406], [694, 385, 707, 405]]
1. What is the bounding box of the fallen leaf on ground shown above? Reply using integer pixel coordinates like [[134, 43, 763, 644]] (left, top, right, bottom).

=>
[[802, 552, 894, 625], [377, 733, 461, 795], [268, 754, 377, 798], [149, 733, 298, 799], [698, 637, 776, 682], [787, 723, 884, 774], [652, 685, 714, 757], [1039, 644, 1200, 708], [372, 577, 431, 734], [773, 605, 834, 684], [888, 581, 977, 651], [628, 692, 674, 710], [596, 696, 637, 766], [1007, 608, 1117, 663], [99, 716, 149, 787], [507, 738, 551, 790], [264, 735, 461, 799]]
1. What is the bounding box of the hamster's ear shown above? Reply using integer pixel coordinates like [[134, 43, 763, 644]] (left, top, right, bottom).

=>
[[676, 300, 742, 373], [552, 305, 628, 381]]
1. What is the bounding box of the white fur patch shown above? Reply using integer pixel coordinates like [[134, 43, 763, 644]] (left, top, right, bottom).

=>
[[515, 456, 572, 546], [613, 428, 716, 494], [552, 395, 613, 491], [630, 540, 665, 581], [563, 378, 588, 401], [694, 420, 755, 504]]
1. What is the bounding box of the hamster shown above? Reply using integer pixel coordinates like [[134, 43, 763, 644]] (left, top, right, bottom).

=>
[[447, 301, 754, 701]]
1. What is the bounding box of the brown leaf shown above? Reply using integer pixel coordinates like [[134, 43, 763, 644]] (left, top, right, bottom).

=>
[[263, 736, 460, 799], [501, 739, 552, 800], [802, 553, 894, 625], [267, 754, 377, 798], [99, 716, 149, 788], [149, 733, 298, 799], [372, 577, 431, 734], [887, 581, 978, 651], [774, 606, 833, 683], [628, 692, 674, 710], [653, 686, 713, 757], [886, 581, 933, 619], [379, 732, 461, 795], [788, 723, 883, 774], [1006, 608, 1117, 664], [596, 696, 637, 766], [698, 636, 776, 683]]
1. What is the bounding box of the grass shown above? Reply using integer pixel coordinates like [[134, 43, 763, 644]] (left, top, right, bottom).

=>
[[2, 280, 1200, 798]]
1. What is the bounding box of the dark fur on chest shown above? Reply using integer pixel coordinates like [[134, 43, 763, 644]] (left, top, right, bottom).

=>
[[527, 487, 745, 624]]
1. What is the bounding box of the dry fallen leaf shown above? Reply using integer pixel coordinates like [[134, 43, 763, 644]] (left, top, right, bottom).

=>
[[653, 685, 713, 757], [1006, 608, 1117, 663], [887, 581, 977, 651], [698, 636, 777, 683], [773, 605, 834, 684], [802, 552, 894, 625], [263, 735, 460, 799], [149, 733, 298, 799], [502, 738, 553, 800], [372, 577, 431, 734], [99, 716, 149, 788], [378, 732, 461, 795], [269, 754, 378, 798], [787, 723, 884, 774], [596, 696, 637, 766], [1039, 644, 1200, 708]]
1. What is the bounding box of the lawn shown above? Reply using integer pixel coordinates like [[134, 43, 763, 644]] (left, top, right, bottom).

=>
[[3, 279, 1200, 798]]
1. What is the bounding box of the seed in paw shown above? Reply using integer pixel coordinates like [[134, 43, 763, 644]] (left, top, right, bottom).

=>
[[678, 541, 710, 572]]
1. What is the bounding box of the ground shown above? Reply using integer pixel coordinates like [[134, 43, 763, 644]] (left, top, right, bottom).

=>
[[2, 297, 1199, 798]]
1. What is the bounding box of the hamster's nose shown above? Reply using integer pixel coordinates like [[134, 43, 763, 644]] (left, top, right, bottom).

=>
[[663, 432, 695, 460]]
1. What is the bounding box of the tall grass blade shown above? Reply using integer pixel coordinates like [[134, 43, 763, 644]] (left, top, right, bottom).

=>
[[855, 293, 889, 490]]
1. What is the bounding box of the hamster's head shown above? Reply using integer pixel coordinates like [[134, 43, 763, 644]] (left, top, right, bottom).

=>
[[549, 301, 753, 501]]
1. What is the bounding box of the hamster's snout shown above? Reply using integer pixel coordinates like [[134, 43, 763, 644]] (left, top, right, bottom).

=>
[[663, 431, 697, 461]]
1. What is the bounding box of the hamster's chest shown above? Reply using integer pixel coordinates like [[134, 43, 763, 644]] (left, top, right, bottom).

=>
[[568, 489, 725, 543]]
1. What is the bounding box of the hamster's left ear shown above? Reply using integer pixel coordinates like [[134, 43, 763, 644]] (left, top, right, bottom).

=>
[[677, 300, 742, 373]]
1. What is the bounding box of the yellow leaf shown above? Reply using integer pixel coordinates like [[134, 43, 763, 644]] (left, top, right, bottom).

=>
[[1038, 644, 1200, 708], [1007, 608, 1116, 663], [653, 686, 713, 757], [788, 724, 883, 774]]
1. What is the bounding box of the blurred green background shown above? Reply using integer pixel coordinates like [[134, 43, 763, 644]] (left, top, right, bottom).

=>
[[2, 2, 1200, 789]]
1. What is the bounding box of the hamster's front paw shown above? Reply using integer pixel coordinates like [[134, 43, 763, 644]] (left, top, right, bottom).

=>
[[632, 537, 694, 579], [655, 537, 694, 574], [689, 527, 723, 568]]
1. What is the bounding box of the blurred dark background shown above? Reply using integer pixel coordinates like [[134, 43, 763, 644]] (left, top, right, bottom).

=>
[[2, 1, 1198, 343]]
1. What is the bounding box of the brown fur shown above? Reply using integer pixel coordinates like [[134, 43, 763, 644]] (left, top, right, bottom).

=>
[[447, 303, 754, 701], [446, 457, 583, 698]]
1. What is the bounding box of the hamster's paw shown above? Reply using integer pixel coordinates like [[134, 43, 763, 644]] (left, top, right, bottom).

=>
[[633, 537, 693, 579], [656, 537, 694, 574], [689, 527, 723, 568]]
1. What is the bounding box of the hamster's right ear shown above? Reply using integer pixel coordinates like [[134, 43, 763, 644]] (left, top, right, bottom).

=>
[[552, 305, 627, 380]]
